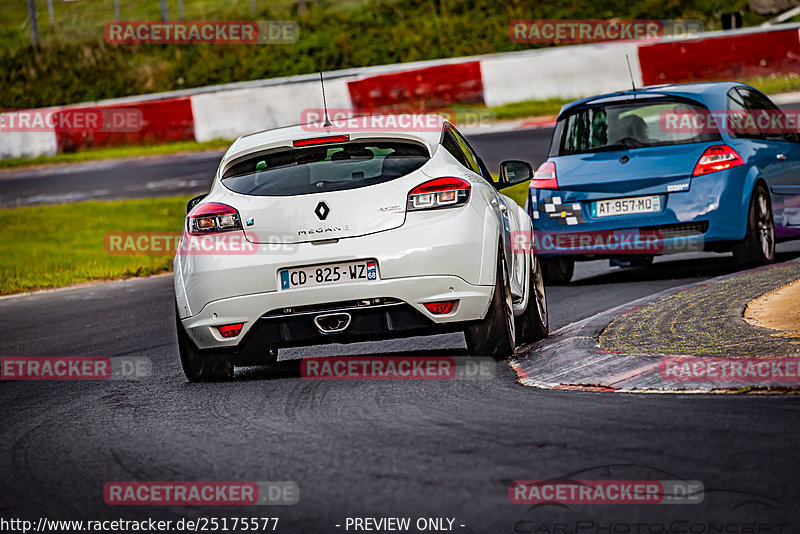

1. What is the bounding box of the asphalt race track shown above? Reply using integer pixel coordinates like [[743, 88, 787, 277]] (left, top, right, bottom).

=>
[[1, 127, 799, 530], [3, 256, 800, 530], [0, 151, 223, 208], [0, 127, 552, 208]]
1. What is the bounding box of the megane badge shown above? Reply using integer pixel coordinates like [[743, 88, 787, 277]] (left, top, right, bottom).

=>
[[315, 201, 330, 221]]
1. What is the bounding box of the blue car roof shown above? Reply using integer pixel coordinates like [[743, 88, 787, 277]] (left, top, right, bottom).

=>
[[558, 81, 756, 117]]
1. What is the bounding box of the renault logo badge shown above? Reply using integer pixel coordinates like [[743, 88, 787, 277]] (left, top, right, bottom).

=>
[[315, 201, 330, 221]]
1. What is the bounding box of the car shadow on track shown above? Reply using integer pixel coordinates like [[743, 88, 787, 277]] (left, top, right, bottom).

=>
[[570, 250, 800, 287]]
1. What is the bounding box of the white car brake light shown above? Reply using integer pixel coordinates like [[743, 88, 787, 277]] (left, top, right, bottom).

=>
[[407, 177, 471, 211], [187, 202, 243, 235]]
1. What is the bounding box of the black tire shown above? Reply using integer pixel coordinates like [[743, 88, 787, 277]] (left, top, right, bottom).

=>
[[516, 252, 548, 343], [732, 184, 775, 268], [541, 257, 574, 285], [176, 307, 234, 382], [627, 255, 654, 267], [465, 250, 516, 360]]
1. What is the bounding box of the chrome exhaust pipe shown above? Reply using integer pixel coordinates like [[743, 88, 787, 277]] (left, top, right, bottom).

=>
[[313, 312, 352, 334]]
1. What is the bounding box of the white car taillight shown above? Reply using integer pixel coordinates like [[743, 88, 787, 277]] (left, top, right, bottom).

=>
[[187, 202, 243, 235], [407, 177, 471, 211]]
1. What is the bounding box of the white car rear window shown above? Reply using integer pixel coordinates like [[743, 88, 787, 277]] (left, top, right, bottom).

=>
[[222, 141, 429, 196]]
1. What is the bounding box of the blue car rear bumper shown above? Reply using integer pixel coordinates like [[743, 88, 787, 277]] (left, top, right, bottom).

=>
[[528, 167, 749, 258]]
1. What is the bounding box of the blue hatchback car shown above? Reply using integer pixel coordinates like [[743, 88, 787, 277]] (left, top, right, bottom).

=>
[[521, 82, 800, 284]]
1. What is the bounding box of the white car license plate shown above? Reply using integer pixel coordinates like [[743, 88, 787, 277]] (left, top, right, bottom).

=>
[[279, 260, 378, 290], [592, 195, 661, 217]]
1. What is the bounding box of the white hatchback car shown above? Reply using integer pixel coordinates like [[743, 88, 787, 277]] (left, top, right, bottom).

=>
[[174, 115, 547, 381]]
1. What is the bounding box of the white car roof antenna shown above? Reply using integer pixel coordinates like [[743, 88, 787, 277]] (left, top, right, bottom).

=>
[[319, 72, 333, 128]]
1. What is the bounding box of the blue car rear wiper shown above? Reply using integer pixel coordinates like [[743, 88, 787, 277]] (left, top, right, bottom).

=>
[[583, 143, 632, 153]]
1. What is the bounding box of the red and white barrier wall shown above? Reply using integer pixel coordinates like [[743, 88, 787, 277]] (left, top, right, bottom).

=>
[[638, 27, 800, 85], [2, 24, 799, 159]]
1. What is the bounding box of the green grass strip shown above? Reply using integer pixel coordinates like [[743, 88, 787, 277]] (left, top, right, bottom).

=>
[[0, 196, 190, 295]]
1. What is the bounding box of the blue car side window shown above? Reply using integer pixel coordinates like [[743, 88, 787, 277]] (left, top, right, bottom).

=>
[[729, 87, 798, 144]]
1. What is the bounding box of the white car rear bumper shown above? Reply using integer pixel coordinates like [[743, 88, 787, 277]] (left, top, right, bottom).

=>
[[174, 206, 499, 350], [179, 274, 493, 350]]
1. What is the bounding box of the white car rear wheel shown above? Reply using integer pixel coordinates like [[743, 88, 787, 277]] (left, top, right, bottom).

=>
[[464, 250, 516, 360], [516, 253, 548, 343], [176, 309, 234, 382]]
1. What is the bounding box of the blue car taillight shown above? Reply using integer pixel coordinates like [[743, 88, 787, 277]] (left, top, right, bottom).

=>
[[692, 145, 744, 176], [531, 161, 559, 189]]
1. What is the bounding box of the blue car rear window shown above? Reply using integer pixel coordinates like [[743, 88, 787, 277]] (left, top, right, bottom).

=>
[[550, 98, 721, 157]]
